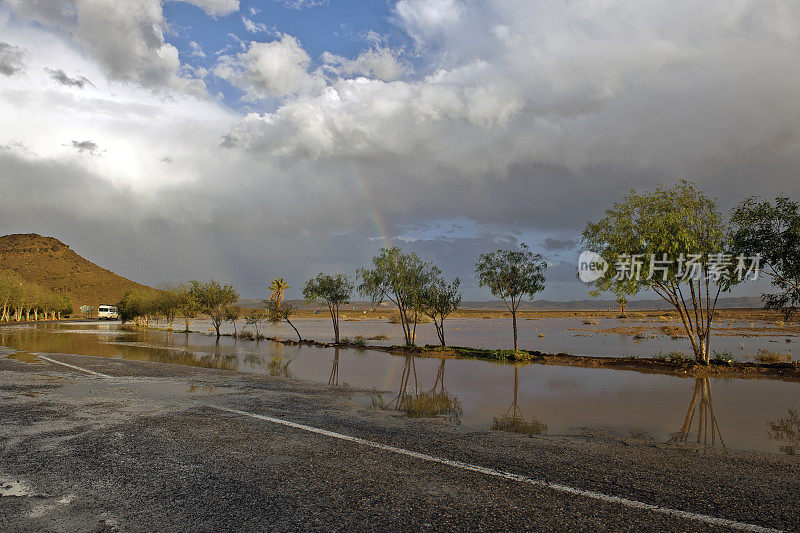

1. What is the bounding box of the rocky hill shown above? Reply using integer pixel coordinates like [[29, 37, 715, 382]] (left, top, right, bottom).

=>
[[0, 233, 152, 312]]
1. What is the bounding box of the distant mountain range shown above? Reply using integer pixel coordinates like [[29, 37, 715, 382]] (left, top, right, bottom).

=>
[[237, 296, 764, 311]]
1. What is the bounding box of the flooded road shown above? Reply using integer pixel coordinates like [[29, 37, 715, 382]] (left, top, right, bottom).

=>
[[2, 322, 798, 454]]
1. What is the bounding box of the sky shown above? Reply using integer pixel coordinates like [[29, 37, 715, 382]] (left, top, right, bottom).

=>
[[0, 0, 798, 301]]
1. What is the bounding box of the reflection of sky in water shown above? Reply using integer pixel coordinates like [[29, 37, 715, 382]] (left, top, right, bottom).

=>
[[181, 317, 795, 360], [1, 323, 798, 454]]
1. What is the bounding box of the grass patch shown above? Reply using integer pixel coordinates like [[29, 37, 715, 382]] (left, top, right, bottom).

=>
[[400, 391, 463, 419], [491, 416, 547, 435], [755, 349, 792, 364]]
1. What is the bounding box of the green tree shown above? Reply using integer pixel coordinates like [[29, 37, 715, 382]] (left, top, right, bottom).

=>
[[419, 269, 462, 347], [118, 289, 158, 324], [581, 181, 742, 363], [189, 280, 239, 337], [246, 308, 267, 338], [224, 304, 242, 335], [268, 278, 289, 303], [302, 273, 353, 344], [155, 283, 183, 330], [730, 196, 800, 318], [266, 300, 302, 341], [358, 247, 432, 346], [175, 282, 200, 332], [475, 243, 546, 350]]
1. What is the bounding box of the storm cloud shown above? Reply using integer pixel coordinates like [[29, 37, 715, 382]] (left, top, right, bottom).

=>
[[1, 0, 798, 300], [0, 41, 24, 75]]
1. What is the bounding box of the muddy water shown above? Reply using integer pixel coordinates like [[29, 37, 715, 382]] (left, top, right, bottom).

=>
[[185, 316, 796, 360], [2, 322, 799, 454]]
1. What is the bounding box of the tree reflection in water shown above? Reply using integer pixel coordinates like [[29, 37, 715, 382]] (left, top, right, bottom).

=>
[[393, 355, 418, 409], [492, 364, 547, 435], [767, 408, 800, 455], [670, 378, 725, 447], [329, 347, 339, 385], [398, 356, 462, 421]]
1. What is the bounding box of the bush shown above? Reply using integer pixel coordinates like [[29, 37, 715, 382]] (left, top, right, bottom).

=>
[[400, 391, 462, 419], [353, 335, 367, 347], [367, 334, 390, 341], [713, 350, 734, 362], [491, 416, 547, 435], [755, 350, 792, 364]]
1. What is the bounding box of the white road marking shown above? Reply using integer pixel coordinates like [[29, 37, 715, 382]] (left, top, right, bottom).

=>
[[211, 405, 781, 533], [36, 355, 111, 378]]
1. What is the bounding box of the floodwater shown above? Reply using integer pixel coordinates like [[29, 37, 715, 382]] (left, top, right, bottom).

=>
[[184, 316, 795, 360], [1, 322, 798, 454]]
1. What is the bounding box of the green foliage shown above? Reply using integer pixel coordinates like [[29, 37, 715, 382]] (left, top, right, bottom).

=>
[[266, 300, 302, 341], [581, 181, 737, 363], [358, 247, 434, 346], [189, 279, 239, 337], [154, 282, 183, 328], [245, 308, 267, 338], [730, 196, 800, 318], [303, 272, 353, 344], [0, 269, 72, 321], [492, 416, 547, 435], [175, 282, 200, 331], [117, 288, 159, 324], [475, 243, 546, 349], [418, 268, 462, 346]]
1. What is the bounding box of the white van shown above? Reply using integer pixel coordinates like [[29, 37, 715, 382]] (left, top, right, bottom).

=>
[[98, 305, 119, 320]]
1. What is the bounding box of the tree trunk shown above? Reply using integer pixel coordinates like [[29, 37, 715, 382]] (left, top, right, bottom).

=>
[[512, 311, 518, 350], [286, 318, 302, 341]]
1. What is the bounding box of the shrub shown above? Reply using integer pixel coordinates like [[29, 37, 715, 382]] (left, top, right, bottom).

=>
[[491, 416, 547, 435], [353, 335, 367, 347], [755, 350, 792, 364], [400, 391, 463, 419], [367, 334, 390, 341], [713, 350, 734, 362]]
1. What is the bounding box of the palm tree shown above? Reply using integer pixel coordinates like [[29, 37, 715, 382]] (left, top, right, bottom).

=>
[[268, 278, 289, 304]]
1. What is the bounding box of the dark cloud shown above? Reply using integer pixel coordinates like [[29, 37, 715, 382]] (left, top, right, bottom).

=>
[[543, 238, 577, 252], [70, 140, 100, 155], [45, 68, 92, 88], [161, 156, 174, 164], [0, 42, 25, 76]]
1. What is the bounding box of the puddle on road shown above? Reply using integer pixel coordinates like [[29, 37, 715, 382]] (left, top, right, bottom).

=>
[[1, 479, 34, 497], [7, 352, 41, 364], [1, 323, 799, 455]]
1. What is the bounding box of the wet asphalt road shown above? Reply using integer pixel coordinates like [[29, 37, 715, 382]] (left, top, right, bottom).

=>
[[0, 350, 797, 532]]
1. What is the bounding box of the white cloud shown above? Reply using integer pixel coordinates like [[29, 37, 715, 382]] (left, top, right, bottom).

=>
[[394, 0, 462, 47], [322, 46, 408, 81], [174, 0, 239, 17], [276, 0, 328, 9], [241, 15, 269, 33], [188, 41, 206, 58], [3, 0, 800, 299], [4, 0, 206, 94], [214, 34, 325, 99]]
